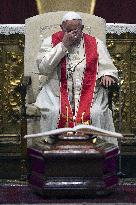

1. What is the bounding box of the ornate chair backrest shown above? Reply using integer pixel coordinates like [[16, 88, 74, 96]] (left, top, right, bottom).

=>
[[24, 11, 106, 103]]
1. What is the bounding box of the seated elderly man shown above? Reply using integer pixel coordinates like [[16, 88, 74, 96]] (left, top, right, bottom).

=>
[[35, 11, 118, 145]]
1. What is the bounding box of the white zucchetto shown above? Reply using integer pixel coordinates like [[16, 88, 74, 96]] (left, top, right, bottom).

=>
[[62, 11, 82, 22]]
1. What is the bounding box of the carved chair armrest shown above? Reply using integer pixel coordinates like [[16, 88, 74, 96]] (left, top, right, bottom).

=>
[[14, 76, 32, 117], [108, 83, 120, 111], [108, 83, 120, 93], [15, 76, 32, 96], [26, 104, 41, 118]]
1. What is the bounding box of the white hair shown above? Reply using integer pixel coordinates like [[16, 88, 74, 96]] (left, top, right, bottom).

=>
[[62, 11, 82, 23]]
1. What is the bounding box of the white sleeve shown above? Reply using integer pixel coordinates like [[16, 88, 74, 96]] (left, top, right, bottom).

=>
[[97, 38, 118, 80], [36, 36, 68, 76]]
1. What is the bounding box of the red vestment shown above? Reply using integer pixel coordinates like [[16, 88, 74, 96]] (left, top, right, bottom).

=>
[[52, 31, 98, 127]]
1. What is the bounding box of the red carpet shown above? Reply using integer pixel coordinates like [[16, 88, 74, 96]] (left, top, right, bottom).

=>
[[0, 183, 136, 204]]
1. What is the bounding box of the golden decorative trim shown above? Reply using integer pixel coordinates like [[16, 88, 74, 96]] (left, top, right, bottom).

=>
[[89, 0, 96, 14], [35, 0, 43, 14], [35, 0, 96, 14]]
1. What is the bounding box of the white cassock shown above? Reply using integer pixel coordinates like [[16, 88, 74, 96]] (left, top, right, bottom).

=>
[[35, 35, 118, 145]]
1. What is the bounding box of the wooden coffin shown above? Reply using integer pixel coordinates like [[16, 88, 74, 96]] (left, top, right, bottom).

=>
[[27, 136, 119, 197]]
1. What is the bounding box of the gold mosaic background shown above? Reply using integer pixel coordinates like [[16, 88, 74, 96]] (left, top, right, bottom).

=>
[[0, 34, 24, 135], [106, 33, 136, 134]]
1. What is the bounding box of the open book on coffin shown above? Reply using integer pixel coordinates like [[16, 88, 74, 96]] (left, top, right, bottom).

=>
[[24, 124, 123, 139]]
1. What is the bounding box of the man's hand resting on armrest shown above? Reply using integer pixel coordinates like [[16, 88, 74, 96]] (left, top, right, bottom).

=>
[[100, 75, 115, 88]]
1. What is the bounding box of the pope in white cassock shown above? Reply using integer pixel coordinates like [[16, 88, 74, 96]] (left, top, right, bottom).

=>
[[35, 12, 118, 145]]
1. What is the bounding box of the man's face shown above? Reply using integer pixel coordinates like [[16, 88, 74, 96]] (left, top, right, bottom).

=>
[[61, 19, 84, 45]]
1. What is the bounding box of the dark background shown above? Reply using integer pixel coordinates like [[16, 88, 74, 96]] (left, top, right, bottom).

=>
[[0, 0, 136, 24]]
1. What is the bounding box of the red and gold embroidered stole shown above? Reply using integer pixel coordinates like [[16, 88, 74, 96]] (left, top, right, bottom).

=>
[[52, 31, 98, 128]]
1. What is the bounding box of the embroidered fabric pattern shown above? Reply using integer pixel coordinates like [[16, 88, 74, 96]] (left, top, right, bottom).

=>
[[0, 24, 25, 35], [66, 38, 85, 113], [106, 23, 136, 35], [0, 24, 136, 35]]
